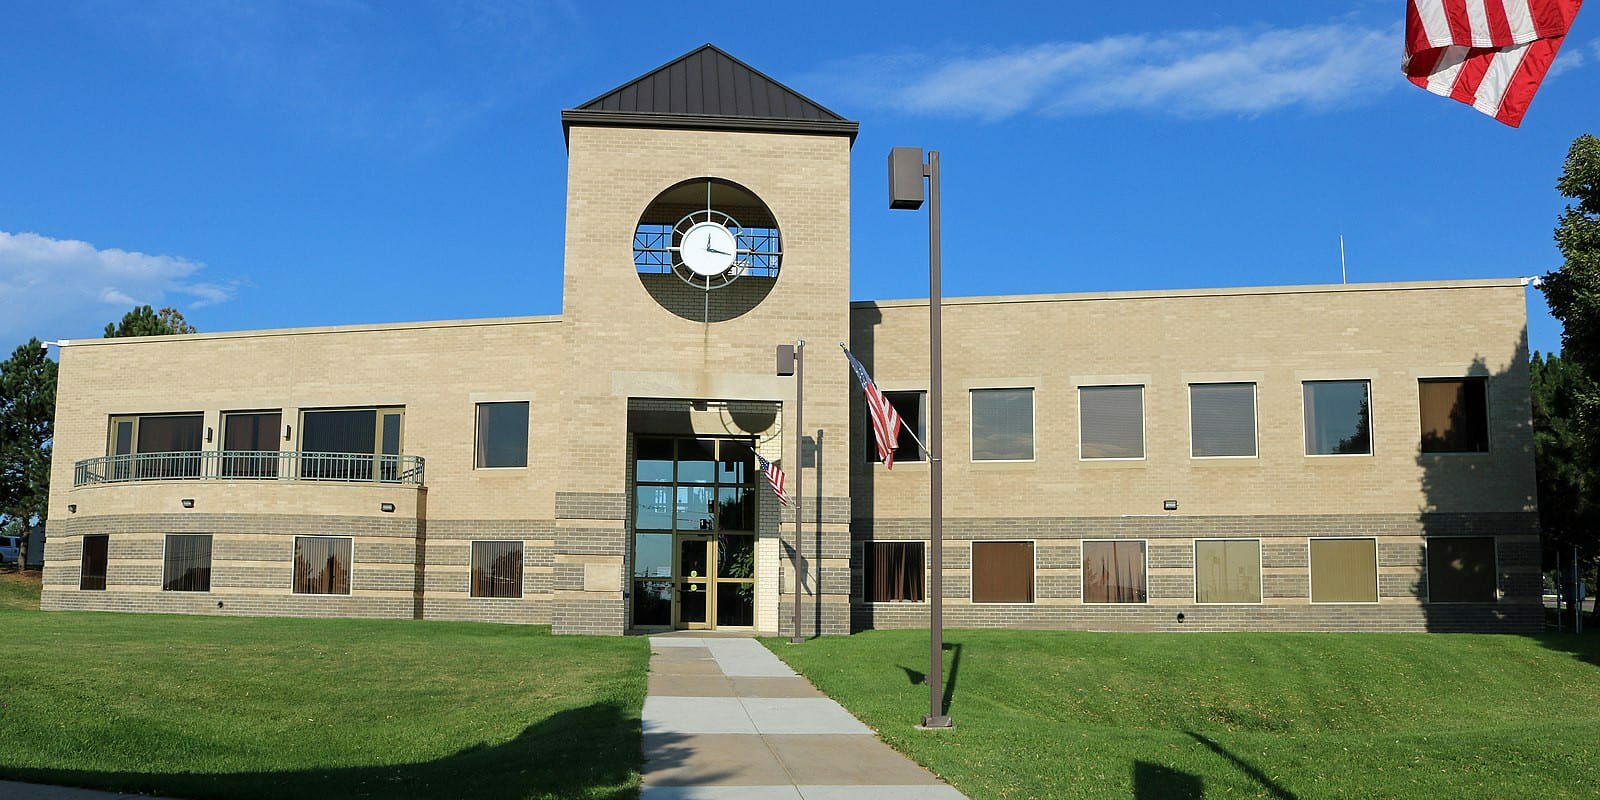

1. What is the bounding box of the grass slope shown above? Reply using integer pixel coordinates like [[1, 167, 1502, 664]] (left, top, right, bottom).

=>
[[769, 629, 1600, 800], [1, 603, 648, 800], [0, 569, 41, 610]]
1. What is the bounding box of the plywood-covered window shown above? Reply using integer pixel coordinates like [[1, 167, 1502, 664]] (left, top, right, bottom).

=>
[[1079, 385, 1145, 459], [79, 534, 108, 591], [972, 541, 1034, 603], [1419, 378, 1489, 453], [1190, 383, 1257, 458], [1195, 539, 1262, 604], [1427, 536, 1497, 603], [475, 402, 530, 468], [162, 534, 212, 592], [1309, 538, 1378, 603], [970, 388, 1034, 461], [1303, 381, 1372, 455], [1083, 540, 1147, 603], [471, 540, 524, 599], [293, 536, 352, 595], [866, 541, 925, 603]]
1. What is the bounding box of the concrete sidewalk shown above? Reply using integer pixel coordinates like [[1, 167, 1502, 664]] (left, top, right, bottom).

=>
[[641, 637, 965, 800]]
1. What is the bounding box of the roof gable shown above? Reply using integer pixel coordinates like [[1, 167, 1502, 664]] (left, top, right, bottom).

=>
[[562, 44, 857, 140]]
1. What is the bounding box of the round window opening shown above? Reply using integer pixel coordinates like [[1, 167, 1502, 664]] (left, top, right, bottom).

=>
[[633, 178, 781, 323]]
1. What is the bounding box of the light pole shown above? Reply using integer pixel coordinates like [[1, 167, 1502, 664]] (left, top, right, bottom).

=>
[[777, 340, 806, 643], [889, 146, 951, 729]]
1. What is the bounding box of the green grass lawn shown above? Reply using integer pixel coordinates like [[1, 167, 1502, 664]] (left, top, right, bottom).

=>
[[0, 587, 648, 800], [768, 629, 1600, 800]]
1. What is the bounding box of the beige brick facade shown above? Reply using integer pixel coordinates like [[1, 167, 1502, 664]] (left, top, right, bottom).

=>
[[39, 52, 1542, 635]]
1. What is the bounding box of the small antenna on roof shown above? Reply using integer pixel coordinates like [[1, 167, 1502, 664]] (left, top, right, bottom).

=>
[[1339, 234, 1348, 284]]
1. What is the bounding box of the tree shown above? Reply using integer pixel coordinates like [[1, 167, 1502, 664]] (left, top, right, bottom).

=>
[[104, 305, 197, 338], [0, 338, 58, 570], [1531, 353, 1600, 555]]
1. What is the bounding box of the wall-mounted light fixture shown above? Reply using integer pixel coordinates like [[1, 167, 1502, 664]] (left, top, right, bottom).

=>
[[181, 498, 195, 509], [67, 504, 77, 514], [1163, 500, 1179, 511], [380, 502, 396, 513], [205, 426, 214, 443], [284, 424, 293, 441]]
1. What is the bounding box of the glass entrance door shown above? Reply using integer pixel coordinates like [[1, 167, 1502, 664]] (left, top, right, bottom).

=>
[[630, 436, 759, 631]]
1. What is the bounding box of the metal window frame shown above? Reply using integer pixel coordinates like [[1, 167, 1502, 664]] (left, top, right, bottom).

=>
[[1077, 384, 1148, 462], [1422, 535, 1501, 605], [1307, 536, 1381, 604], [1187, 382, 1259, 460], [1416, 376, 1493, 457], [970, 539, 1037, 605], [473, 400, 532, 470], [968, 387, 1037, 463], [1079, 538, 1150, 605], [78, 534, 109, 591], [1191, 537, 1265, 605], [860, 539, 929, 605], [1301, 379, 1376, 458], [290, 535, 355, 596], [468, 539, 526, 600], [160, 533, 213, 594]]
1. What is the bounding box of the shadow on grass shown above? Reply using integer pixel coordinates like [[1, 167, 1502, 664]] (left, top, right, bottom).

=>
[[1, 702, 668, 800], [899, 641, 963, 716], [1186, 732, 1299, 800], [1133, 761, 1202, 800], [1532, 632, 1600, 670]]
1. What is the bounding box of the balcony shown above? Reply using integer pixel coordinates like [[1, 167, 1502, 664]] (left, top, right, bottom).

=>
[[73, 451, 426, 488]]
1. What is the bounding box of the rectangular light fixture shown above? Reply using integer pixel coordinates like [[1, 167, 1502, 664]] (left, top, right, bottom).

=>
[[181, 499, 195, 509], [380, 502, 396, 513]]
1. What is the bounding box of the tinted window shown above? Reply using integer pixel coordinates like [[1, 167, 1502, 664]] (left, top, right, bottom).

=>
[[162, 534, 212, 592], [475, 402, 530, 468], [1303, 381, 1372, 455], [471, 541, 524, 598], [293, 537, 351, 595], [972, 541, 1034, 603], [1080, 386, 1144, 459], [1083, 540, 1147, 603], [971, 388, 1034, 461], [1195, 539, 1261, 603], [1427, 537, 1497, 602], [1419, 378, 1489, 453], [302, 409, 377, 454], [867, 541, 925, 602], [80, 535, 109, 591], [1190, 383, 1257, 458], [1310, 538, 1378, 602], [870, 391, 926, 463]]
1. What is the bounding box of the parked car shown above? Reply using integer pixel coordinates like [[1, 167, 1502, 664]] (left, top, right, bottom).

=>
[[0, 535, 20, 564]]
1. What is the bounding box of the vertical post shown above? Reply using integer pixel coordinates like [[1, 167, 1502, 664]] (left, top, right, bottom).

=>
[[1576, 544, 1584, 635], [791, 339, 806, 643], [923, 151, 951, 728]]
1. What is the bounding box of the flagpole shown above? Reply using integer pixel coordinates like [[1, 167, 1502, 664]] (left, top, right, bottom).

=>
[[840, 342, 933, 461], [923, 149, 950, 729], [791, 338, 806, 644]]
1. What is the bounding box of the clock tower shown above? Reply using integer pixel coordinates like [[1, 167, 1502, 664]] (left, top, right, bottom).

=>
[[551, 45, 857, 636]]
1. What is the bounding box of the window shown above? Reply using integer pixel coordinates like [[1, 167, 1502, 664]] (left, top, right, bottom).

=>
[[1082, 540, 1147, 603], [1195, 539, 1261, 604], [1190, 383, 1257, 458], [1080, 385, 1145, 459], [971, 541, 1034, 603], [475, 402, 530, 468], [866, 542, 925, 602], [79, 535, 108, 591], [1303, 380, 1372, 455], [869, 391, 926, 464], [107, 413, 204, 478], [293, 536, 351, 595], [471, 540, 524, 599], [300, 407, 404, 481], [162, 534, 212, 592], [1419, 378, 1489, 453], [970, 388, 1034, 461], [1309, 538, 1378, 603], [222, 411, 282, 478], [1427, 537, 1497, 603]]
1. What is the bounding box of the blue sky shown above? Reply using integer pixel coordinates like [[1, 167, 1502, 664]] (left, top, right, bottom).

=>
[[2, 1, 1595, 356]]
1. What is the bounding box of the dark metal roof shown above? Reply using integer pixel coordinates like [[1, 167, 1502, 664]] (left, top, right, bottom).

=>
[[562, 44, 857, 141]]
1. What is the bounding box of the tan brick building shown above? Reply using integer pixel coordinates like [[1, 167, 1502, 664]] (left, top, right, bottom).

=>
[[42, 46, 1541, 635]]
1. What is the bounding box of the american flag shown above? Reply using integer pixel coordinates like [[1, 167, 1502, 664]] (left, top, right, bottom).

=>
[[842, 345, 904, 470], [1403, 0, 1584, 127], [756, 453, 789, 507]]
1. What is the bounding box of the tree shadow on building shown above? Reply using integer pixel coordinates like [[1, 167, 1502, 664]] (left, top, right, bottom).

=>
[[0, 702, 677, 800], [1413, 331, 1546, 634]]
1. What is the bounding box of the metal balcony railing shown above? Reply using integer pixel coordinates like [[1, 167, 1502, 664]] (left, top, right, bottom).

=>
[[73, 450, 425, 487]]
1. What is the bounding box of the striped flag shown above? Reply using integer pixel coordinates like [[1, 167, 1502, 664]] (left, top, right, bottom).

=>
[[842, 346, 904, 470], [1403, 0, 1584, 127], [756, 453, 789, 507]]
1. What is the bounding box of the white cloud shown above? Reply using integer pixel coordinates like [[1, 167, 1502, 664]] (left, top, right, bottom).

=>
[[0, 231, 236, 343], [1548, 45, 1586, 78], [812, 23, 1398, 119]]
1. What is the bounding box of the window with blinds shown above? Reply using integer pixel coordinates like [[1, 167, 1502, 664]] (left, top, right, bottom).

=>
[[1309, 538, 1378, 603], [1190, 383, 1257, 458], [471, 540, 525, 599], [162, 534, 212, 592], [1426, 537, 1497, 603], [1082, 540, 1147, 603], [866, 541, 925, 602], [1195, 539, 1262, 603], [970, 388, 1034, 461], [971, 541, 1034, 603], [1079, 385, 1144, 459], [293, 536, 352, 595], [79, 534, 109, 591], [1419, 378, 1489, 453]]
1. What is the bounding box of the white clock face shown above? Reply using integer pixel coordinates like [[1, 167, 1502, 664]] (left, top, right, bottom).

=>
[[678, 221, 739, 277]]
